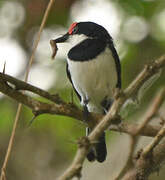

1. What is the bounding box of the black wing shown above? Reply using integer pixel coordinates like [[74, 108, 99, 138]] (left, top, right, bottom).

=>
[[66, 63, 81, 101], [108, 42, 121, 88]]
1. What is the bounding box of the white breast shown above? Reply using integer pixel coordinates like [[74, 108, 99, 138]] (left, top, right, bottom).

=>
[[67, 47, 118, 113]]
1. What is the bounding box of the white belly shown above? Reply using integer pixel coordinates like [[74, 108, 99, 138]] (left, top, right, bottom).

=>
[[67, 47, 118, 113]]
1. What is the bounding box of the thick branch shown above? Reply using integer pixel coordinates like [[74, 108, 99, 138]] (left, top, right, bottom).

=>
[[109, 123, 161, 137], [0, 76, 85, 120], [0, 71, 162, 137], [0, 72, 63, 104]]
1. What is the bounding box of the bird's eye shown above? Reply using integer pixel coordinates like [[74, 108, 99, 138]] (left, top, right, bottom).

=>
[[72, 26, 78, 34]]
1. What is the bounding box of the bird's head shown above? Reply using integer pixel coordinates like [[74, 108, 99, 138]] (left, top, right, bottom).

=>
[[54, 22, 112, 45]]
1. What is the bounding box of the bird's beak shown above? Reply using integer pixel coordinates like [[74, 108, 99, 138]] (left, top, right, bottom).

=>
[[50, 33, 69, 59], [54, 33, 69, 43]]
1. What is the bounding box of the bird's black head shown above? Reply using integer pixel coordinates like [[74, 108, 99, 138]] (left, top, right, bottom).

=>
[[69, 22, 112, 40], [54, 22, 112, 44]]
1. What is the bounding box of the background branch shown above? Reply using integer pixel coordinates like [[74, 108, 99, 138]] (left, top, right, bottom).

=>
[[123, 139, 165, 180], [109, 123, 161, 137]]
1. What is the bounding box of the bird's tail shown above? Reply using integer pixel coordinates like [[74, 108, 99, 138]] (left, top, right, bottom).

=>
[[86, 127, 107, 163]]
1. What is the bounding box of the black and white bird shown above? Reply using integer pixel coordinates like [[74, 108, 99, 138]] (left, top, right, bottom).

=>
[[54, 22, 121, 162]]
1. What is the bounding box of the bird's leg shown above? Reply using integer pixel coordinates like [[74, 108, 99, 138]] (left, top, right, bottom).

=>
[[83, 99, 89, 123]]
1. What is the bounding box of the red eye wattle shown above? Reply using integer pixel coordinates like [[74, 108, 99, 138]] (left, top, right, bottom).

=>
[[68, 22, 77, 35]]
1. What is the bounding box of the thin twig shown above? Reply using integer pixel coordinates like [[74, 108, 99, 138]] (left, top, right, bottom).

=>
[[142, 89, 165, 157], [0, 1, 55, 180], [136, 88, 165, 134], [142, 123, 165, 158]]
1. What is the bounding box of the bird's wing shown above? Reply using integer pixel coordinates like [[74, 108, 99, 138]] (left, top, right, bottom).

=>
[[108, 43, 121, 88], [66, 63, 81, 101]]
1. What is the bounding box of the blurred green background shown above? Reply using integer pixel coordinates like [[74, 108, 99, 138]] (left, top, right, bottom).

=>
[[0, 0, 165, 179]]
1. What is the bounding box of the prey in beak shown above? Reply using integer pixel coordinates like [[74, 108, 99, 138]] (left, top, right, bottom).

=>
[[50, 22, 78, 59], [50, 33, 69, 59]]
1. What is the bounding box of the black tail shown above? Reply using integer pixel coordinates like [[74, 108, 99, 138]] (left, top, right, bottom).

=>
[[86, 128, 107, 163]]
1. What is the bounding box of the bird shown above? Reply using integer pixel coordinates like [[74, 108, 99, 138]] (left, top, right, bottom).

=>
[[53, 21, 121, 162]]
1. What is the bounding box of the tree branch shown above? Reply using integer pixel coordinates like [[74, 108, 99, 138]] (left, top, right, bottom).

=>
[[123, 139, 165, 180], [0, 72, 64, 104], [0, 54, 165, 180], [0, 73, 85, 120], [109, 123, 161, 137], [0, 72, 162, 137], [58, 55, 165, 179], [142, 123, 165, 157], [115, 87, 165, 180]]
